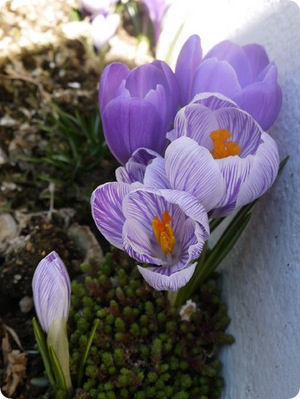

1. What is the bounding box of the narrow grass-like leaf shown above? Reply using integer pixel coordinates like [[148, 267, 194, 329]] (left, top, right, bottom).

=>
[[32, 318, 56, 389], [77, 319, 100, 387], [48, 345, 68, 395], [175, 213, 252, 307]]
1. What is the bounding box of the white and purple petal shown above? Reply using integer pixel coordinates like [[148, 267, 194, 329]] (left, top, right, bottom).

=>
[[236, 132, 279, 208], [137, 262, 197, 291], [191, 92, 240, 111], [165, 137, 225, 212], [91, 182, 131, 248], [116, 148, 161, 184], [214, 107, 262, 157], [173, 103, 218, 147], [32, 251, 71, 332], [143, 157, 171, 189], [159, 189, 210, 239], [210, 155, 253, 218]]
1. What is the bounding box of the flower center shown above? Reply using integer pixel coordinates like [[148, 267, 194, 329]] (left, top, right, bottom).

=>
[[152, 210, 175, 255], [210, 129, 241, 159]]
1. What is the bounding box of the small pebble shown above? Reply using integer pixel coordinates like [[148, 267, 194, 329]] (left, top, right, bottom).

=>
[[19, 296, 33, 313]]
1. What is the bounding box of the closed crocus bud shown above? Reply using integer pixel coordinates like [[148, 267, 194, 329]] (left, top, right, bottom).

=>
[[91, 13, 120, 51], [141, 0, 174, 42], [32, 251, 72, 394], [175, 35, 282, 131], [32, 251, 71, 332], [99, 60, 180, 165]]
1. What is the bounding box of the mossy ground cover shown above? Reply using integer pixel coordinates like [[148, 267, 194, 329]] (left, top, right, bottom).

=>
[[69, 249, 234, 399]]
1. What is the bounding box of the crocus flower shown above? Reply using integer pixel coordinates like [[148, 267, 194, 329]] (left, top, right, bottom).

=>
[[175, 35, 282, 131], [79, 0, 118, 17], [99, 60, 179, 164], [91, 12, 120, 50], [32, 251, 72, 393], [141, 0, 174, 42], [91, 184, 209, 291], [166, 92, 279, 217], [33, 251, 71, 332]]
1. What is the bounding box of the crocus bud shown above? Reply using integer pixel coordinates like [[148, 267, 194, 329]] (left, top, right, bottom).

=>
[[91, 12, 120, 51], [32, 251, 72, 395], [99, 60, 179, 164], [32, 251, 71, 332]]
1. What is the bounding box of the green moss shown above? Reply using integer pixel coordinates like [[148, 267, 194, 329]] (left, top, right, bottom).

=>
[[70, 249, 233, 399]]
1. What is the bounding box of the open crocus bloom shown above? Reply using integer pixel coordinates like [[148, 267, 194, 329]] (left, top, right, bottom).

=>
[[175, 35, 282, 131], [91, 184, 209, 291], [32, 251, 71, 332], [99, 60, 179, 164], [167, 93, 279, 217]]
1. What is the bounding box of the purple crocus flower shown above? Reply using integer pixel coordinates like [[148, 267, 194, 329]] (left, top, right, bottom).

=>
[[99, 60, 179, 164], [91, 184, 209, 291], [141, 0, 174, 42], [175, 35, 282, 131], [166, 93, 279, 217], [32, 251, 71, 332]]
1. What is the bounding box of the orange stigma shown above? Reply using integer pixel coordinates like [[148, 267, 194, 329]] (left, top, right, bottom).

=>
[[152, 210, 175, 255], [210, 129, 241, 159]]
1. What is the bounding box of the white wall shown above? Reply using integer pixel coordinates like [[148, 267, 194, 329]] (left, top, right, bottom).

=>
[[159, 1, 300, 398]]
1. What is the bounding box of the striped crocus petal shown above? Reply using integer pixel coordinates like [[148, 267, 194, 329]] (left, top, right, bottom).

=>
[[191, 92, 240, 111], [210, 155, 253, 218], [143, 157, 171, 189], [164, 137, 225, 212], [137, 262, 197, 291], [32, 251, 71, 332], [91, 182, 131, 249], [116, 148, 161, 184], [209, 132, 279, 218], [236, 132, 279, 208]]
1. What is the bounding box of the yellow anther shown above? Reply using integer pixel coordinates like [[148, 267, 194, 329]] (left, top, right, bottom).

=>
[[152, 210, 175, 255], [210, 128, 241, 159]]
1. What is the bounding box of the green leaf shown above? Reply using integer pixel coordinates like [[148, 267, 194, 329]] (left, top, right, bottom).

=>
[[77, 319, 100, 387], [48, 345, 68, 395], [175, 210, 252, 307], [32, 318, 56, 390]]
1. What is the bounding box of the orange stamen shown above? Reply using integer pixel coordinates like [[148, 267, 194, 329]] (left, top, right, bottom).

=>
[[210, 129, 241, 159], [152, 210, 175, 255]]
